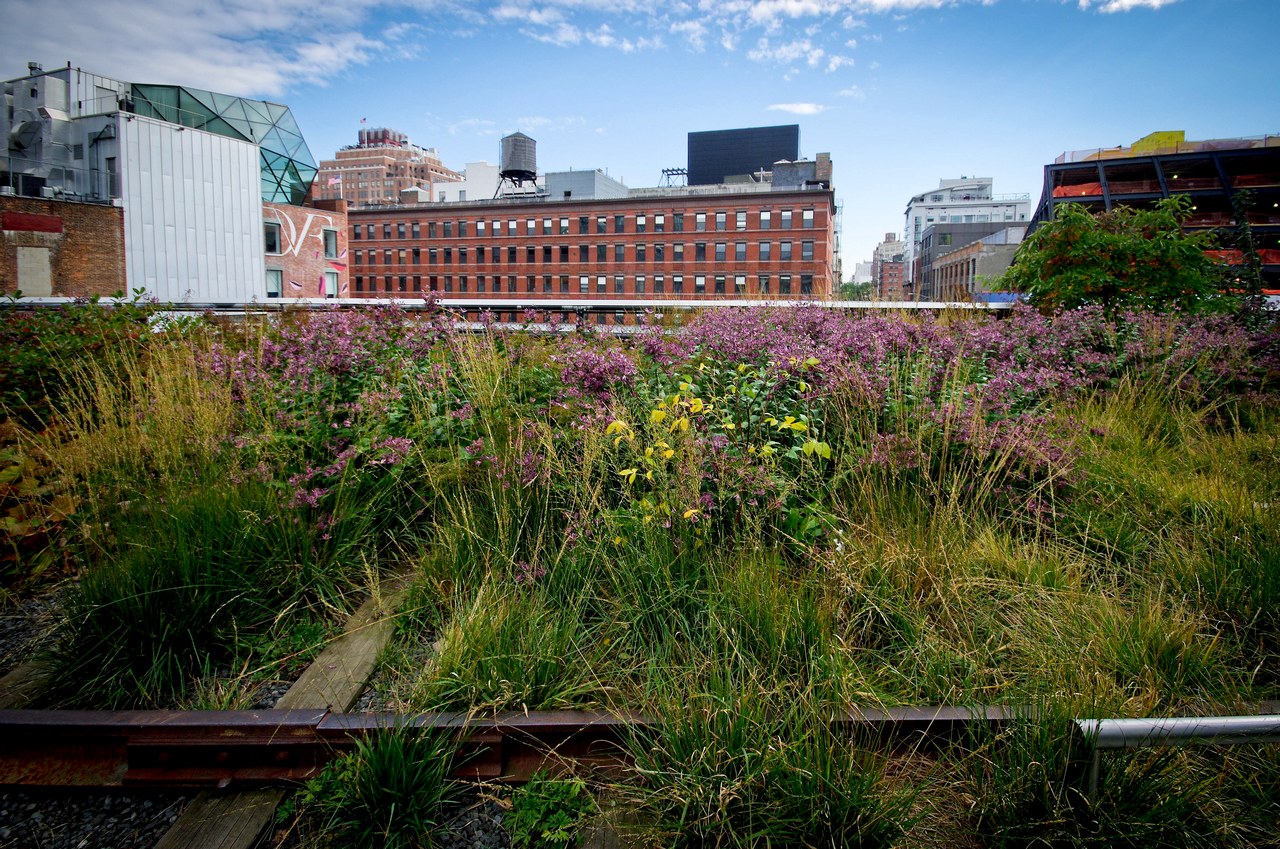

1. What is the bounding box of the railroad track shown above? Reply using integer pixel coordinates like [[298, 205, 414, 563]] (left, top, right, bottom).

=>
[[1, 582, 1276, 848], [0, 705, 1017, 789]]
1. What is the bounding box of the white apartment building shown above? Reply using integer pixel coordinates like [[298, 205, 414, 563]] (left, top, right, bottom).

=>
[[902, 178, 1029, 290]]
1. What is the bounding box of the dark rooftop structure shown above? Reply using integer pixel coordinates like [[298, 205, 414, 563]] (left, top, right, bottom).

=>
[[687, 125, 800, 186]]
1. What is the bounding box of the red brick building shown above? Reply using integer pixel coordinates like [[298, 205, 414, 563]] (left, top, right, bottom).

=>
[[877, 259, 905, 300], [346, 188, 837, 305], [1, 197, 126, 298], [263, 199, 349, 298], [871, 231, 906, 301]]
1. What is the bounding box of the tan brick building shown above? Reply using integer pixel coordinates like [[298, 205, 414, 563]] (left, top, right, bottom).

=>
[[316, 129, 461, 208]]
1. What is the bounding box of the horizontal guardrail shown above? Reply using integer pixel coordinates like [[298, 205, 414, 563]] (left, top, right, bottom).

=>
[[0, 297, 1016, 313], [1076, 714, 1280, 798]]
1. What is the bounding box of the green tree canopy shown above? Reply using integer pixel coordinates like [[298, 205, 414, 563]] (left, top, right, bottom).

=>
[[1006, 196, 1223, 313]]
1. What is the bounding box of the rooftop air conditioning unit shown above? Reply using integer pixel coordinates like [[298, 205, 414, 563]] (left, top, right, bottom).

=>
[[0, 185, 14, 196], [40, 186, 57, 198]]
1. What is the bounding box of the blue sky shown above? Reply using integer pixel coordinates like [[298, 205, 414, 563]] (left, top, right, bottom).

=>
[[4, 0, 1278, 269]]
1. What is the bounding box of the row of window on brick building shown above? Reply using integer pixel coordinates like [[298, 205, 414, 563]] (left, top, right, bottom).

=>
[[350, 240, 817, 267], [351, 209, 817, 242], [351, 272, 815, 297]]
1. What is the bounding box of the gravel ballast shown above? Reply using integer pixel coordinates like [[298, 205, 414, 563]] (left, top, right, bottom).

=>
[[0, 790, 189, 849], [0, 590, 62, 678]]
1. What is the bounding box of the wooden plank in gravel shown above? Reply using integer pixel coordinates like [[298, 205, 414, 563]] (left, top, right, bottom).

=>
[[582, 802, 646, 849], [275, 587, 403, 713], [0, 660, 45, 709], [155, 587, 403, 849], [153, 789, 285, 849]]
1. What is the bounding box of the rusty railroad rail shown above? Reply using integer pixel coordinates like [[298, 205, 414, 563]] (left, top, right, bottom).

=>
[[0, 705, 1019, 789]]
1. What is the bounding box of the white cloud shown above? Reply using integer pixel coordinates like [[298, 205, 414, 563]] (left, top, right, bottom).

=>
[[670, 19, 708, 50], [448, 117, 500, 136], [768, 101, 828, 114], [1078, 0, 1180, 10], [748, 36, 826, 66], [493, 3, 565, 25], [512, 115, 589, 132], [525, 21, 586, 45], [0, 0, 414, 99], [855, 0, 955, 10], [838, 84, 866, 99], [6, 0, 1124, 106]]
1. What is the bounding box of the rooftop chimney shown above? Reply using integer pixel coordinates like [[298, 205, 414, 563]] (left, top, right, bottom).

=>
[[27, 61, 43, 75]]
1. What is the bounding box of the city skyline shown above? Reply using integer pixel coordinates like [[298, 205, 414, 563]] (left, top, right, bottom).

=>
[[3, 0, 1277, 271]]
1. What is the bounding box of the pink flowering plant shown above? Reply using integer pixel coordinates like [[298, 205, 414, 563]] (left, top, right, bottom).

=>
[[9, 282, 1280, 810]]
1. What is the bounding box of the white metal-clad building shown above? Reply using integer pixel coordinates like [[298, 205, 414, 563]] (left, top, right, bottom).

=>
[[3, 62, 317, 302]]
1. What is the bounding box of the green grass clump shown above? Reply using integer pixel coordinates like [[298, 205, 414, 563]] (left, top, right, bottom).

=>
[[626, 673, 917, 848], [39, 482, 353, 708], [283, 727, 466, 849], [408, 580, 609, 712], [961, 701, 1263, 849]]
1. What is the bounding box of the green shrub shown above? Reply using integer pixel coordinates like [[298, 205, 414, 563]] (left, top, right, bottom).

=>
[[0, 293, 159, 428], [509, 771, 597, 849]]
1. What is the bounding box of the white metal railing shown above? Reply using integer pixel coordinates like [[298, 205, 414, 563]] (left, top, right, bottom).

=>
[[1076, 714, 1280, 798]]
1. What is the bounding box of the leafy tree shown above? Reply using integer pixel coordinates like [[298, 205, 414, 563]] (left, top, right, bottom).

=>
[[1006, 196, 1224, 313], [837, 280, 873, 300], [1223, 189, 1264, 299]]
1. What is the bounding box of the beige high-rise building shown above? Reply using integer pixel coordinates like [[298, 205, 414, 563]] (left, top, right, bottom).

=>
[[316, 128, 461, 208]]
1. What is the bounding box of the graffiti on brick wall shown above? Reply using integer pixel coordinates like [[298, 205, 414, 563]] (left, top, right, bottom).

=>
[[276, 211, 330, 258], [266, 204, 349, 298]]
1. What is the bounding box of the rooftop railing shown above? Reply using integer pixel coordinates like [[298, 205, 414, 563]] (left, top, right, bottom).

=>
[[1, 156, 118, 203], [1055, 134, 1280, 164]]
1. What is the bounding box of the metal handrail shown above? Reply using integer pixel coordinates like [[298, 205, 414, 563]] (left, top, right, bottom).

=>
[[1076, 714, 1280, 798]]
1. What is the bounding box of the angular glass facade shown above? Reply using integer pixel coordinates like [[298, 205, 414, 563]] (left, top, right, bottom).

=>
[[130, 85, 317, 204]]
